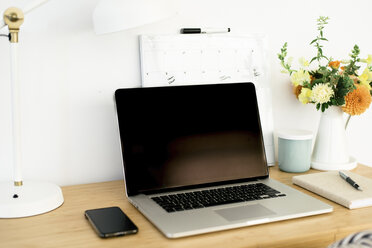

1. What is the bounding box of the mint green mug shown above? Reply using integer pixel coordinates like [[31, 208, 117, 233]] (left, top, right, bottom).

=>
[[277, 130, 313, 173]]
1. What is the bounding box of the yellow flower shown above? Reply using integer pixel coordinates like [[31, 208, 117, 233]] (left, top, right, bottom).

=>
[[299, 57, 310, 68], [311, 83, 334, 104], [290, 70, 311, 86], [361, 55, 372, 65], [298, 88, 312, 104], [359, 68, 372, 90]]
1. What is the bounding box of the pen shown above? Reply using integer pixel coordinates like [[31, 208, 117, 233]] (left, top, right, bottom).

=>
[[180, 28, 231, 34], [339, 171, 363, 191]]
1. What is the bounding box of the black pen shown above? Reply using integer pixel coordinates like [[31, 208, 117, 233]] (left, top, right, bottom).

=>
[[180, 28, 231, 34], [339, 171, 363, 191]]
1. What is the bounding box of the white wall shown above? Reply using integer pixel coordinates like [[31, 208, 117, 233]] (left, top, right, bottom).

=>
[[0, 0, 371, 186]]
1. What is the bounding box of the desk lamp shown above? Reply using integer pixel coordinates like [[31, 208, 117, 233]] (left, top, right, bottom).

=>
[[0, 0, 64, 218]]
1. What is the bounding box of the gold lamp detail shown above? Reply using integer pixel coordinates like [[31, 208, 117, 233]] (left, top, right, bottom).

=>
[[3, 7, 24, 43]]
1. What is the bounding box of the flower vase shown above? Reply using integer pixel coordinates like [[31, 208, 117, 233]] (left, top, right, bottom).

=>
[[311, 106, 357, 170]]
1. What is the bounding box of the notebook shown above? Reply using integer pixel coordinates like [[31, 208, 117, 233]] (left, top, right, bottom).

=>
[[115, 82, 332, 238], [293, 171, 372, 209]]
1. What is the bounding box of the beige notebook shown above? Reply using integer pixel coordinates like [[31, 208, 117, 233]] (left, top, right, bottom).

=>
[[292, 171, 372, 209]]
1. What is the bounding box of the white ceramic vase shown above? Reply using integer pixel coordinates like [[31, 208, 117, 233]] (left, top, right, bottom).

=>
[[311, 106, 357, 170]]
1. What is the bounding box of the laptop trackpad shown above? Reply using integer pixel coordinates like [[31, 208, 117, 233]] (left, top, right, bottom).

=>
[[215, 204, 276, 222]]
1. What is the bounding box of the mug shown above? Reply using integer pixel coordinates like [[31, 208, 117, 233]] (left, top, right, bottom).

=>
[[277, 130, 313, 173]]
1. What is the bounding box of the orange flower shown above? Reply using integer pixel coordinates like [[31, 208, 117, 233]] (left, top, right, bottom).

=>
[[342, 84, 372, 115], [340, 66, 346, 71], [293, 85, 302, 99], [329, 60, 341, 69]]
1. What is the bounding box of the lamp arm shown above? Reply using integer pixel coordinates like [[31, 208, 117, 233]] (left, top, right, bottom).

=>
[[0, 0, 50, 30], [23, 0, 50, 15], [10, 42, 23, 184]]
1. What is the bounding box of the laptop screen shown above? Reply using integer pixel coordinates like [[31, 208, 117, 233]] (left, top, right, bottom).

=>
[[115, 83, 268, 196]]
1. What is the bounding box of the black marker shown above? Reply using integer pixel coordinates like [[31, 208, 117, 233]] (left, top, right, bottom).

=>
[[339, 171, 363, 191], [180, 28, 231, 34]]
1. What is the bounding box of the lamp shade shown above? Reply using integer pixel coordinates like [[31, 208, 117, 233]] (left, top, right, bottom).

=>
[[93, 0, 174, 35]]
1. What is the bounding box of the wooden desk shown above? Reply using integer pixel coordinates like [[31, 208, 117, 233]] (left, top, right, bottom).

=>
[[1, 165, 372, 248]]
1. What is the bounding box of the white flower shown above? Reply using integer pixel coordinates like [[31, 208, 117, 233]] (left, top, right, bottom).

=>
[[290, 70, 311, 86], [299, 57, 310, 68], [311, 83, 334, 104]]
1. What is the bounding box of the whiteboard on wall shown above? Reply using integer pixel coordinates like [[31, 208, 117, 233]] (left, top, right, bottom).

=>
[[139, 34, 275, 165]]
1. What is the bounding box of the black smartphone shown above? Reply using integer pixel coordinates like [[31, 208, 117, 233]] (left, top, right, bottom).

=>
[[85, 207, 138, 238]]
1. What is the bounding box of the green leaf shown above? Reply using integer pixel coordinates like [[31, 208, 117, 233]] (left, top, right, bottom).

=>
[[303, 81, 312, 88]]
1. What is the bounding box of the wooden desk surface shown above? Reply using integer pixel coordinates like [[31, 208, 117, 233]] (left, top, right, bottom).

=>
[[1, 165, 372, 248]]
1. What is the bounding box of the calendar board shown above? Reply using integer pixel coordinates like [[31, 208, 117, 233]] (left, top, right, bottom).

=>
[[139, 34, 275, 165]]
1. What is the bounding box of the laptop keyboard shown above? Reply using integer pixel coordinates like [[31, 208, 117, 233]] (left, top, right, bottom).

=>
[[151, 183, 286, 213]]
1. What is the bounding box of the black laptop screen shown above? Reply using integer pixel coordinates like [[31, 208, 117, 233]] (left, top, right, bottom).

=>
[[115, 83, 268, 196]]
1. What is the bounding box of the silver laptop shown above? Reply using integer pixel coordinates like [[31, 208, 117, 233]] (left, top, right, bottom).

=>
[[114, 82, 332, 238]]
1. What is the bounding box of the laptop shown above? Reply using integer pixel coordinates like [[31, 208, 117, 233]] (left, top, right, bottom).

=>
[[114, 82, 332, 238]]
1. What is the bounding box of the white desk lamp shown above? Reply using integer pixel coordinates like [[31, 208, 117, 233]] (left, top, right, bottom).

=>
[[0, 0, 64, 218], [0, 0, 173, 218]]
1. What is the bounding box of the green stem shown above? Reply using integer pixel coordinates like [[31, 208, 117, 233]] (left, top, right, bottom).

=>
[[345, 114, 351, 130]]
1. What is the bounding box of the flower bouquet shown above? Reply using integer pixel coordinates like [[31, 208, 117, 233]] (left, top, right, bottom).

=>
[[278, 16, 372, 117], [278, 16, 372, 170]]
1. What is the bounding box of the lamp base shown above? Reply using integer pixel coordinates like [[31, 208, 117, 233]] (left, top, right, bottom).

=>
[[0, 181, 64, 218], [311, 156, 358, 171]]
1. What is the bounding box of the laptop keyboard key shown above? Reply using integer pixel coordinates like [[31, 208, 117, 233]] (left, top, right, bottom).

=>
[[151, 183, 285, 213]]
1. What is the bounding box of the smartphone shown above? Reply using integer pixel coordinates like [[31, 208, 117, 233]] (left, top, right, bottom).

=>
[[85, 206, 138, 238]]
